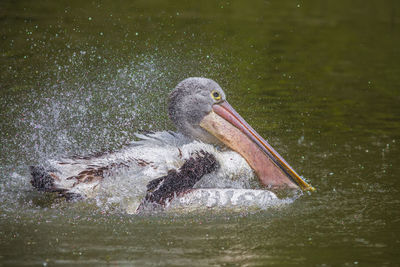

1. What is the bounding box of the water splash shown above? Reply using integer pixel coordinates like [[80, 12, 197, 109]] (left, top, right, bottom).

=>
[[0, 53, 179, 211]]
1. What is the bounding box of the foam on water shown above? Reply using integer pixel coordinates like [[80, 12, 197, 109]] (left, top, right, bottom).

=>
[[136, 189, 295, 215]]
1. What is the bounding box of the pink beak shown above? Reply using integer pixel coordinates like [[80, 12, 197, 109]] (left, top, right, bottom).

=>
[[200, 101, 314, 191]]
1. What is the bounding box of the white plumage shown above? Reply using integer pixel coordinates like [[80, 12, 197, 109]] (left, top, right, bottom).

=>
[[44, 132, 267, 213], [31, 77, 310, 213]]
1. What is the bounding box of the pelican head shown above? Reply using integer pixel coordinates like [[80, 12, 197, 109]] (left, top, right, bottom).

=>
[[169, 77, 314, 191]]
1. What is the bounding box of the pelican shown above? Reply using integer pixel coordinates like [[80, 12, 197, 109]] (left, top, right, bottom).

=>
[[30, 77, 314, 212]]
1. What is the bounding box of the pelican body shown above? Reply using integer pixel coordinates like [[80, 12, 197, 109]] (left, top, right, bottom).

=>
[[30, 77, 313, 212]]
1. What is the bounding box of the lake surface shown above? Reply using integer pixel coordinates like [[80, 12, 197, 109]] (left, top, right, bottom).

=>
[[1, 0, 400, 265]]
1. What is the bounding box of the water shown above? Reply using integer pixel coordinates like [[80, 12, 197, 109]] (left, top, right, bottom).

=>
[[1, 0, 400, 265]]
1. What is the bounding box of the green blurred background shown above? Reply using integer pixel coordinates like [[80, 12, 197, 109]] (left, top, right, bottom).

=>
[[1, 0, 399, 265]]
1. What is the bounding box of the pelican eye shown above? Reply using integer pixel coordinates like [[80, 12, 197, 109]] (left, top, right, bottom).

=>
[[211, 90, 221, 101]]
